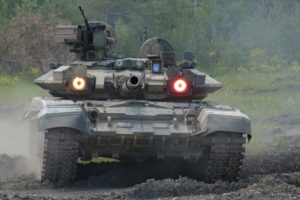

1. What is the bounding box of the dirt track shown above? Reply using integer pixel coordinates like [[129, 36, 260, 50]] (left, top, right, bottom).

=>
[[0, 143, 299, 200]]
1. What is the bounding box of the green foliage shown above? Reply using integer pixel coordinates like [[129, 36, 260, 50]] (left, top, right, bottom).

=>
[[0, 75, 19, 85], [1, 0, 300, 72], [14, 0, 40, 14], [0, 76, 47, 105]]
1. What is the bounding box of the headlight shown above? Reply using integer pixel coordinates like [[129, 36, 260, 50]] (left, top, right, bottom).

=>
[[170, 78, 190, 94], [68, 75, 91, 93], [72, 76, 86, 91]]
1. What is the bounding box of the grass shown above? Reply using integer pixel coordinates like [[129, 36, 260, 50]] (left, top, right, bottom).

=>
[[206, 67, 300, 152], [1, 68, 299, 152], [0, 77, 47, 106]]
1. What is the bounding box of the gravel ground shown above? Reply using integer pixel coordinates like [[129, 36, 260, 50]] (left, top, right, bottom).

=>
[[0, 144, 299, 200]]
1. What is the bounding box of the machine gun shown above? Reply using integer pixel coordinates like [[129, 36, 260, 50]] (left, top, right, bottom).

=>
[[78, 6, 95, 47], [79, 6, 92, 33], [55, 6, 116, 61]]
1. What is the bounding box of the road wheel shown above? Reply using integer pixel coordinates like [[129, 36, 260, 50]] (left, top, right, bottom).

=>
[[42, 128, 80, 183]]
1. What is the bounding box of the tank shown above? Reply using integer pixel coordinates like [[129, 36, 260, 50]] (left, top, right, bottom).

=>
[[26, 7, 251, 184]]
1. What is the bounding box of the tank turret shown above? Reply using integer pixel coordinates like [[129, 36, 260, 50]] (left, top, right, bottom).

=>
[[36, 30, 222, 101]]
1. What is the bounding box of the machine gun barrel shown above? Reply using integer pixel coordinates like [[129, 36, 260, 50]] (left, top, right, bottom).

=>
[[79, 6, 91, 32]]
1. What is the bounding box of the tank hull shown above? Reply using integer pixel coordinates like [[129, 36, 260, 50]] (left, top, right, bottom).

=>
[[28, 97, 250, 162]]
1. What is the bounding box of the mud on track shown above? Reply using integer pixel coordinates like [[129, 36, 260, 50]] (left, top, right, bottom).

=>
[[0, 143, 299, 200]]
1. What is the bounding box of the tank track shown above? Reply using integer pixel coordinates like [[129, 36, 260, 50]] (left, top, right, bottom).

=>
[[204, 132, 246, 183], [42, 128, 79, 183]]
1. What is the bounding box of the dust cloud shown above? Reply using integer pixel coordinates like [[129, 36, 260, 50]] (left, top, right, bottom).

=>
[[0, 104, 36, 179], [0, 104, 29, 156]]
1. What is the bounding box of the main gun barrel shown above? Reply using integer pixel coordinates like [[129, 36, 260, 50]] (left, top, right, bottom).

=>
[[121, 75, 141, 95]]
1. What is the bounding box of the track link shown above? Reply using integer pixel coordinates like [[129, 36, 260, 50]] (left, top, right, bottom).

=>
[[42, 128, 79, 183], [204, 132, 246, 183]]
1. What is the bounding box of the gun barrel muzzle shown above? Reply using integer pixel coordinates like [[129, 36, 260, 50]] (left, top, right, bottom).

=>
[[126, 75, 141, 89], [121, 75, 141, 95]]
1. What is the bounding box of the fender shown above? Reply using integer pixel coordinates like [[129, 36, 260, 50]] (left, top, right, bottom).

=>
[[27, 97, 91, 134], [195, 107, 251, 140]]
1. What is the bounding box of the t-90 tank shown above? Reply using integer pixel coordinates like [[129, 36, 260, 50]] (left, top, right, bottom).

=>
[[26, 7, 251, 184]]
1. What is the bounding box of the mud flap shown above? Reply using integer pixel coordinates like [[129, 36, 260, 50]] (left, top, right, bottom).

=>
[[27, 97, 91, 134], [195, 108, 251, 140]]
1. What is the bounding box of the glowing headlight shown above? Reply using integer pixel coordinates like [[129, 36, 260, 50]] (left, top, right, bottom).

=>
[[170, 78, 190, 94], [68, 75, 91, 93], [72, 76, 86, 91]]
